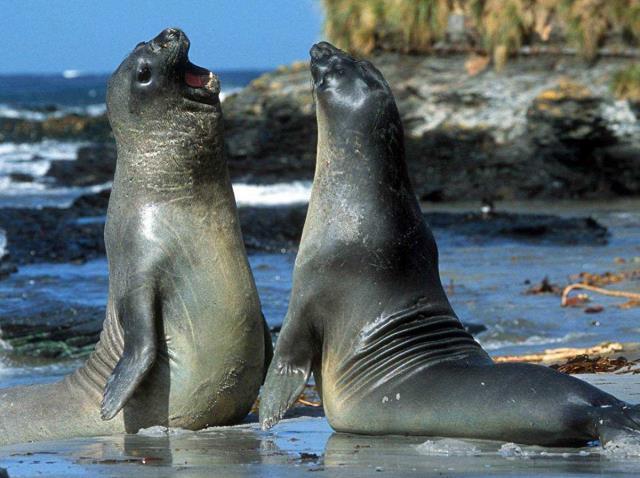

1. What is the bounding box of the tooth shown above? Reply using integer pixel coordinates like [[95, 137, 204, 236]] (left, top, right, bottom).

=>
[[206, 72, 218, 91]]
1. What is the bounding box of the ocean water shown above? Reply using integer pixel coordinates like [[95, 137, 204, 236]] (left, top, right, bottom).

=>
[[1, 203, 639, 391], [0, 70, 263, 113]]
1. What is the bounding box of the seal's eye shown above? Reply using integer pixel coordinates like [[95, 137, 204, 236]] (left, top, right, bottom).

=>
[[336, 68, 345, 77], [137, 65, 152, 84]]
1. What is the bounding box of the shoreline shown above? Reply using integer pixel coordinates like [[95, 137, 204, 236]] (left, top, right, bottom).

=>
[[1, 372, 640, 476]]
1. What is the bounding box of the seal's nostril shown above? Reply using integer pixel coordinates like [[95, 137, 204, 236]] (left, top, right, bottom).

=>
[[316, 41, 335, 51], [157, 27, 181, 44], [310, 44, 324, 61], [310, 43, 335, 63]]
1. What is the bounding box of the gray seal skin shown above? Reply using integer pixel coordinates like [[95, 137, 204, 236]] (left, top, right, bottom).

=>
[[259, 41, 640, 446], [0, 28, 272, 445]]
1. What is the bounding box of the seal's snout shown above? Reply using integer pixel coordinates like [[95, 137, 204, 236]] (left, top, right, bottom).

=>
[[310, 42, 348, 87], [163, 27, 180, 38], [310, 42, 337, 62], [124, 28, 218, 106], [151, 27, 188, 50]]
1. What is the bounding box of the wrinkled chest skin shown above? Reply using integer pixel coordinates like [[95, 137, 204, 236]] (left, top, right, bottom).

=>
[[294, 156, 488, 423], [260, 42, 640, 448]]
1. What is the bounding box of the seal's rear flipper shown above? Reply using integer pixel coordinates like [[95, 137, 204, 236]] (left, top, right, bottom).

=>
[[101, 289, 158, 420], [597, 403, 640, 446]]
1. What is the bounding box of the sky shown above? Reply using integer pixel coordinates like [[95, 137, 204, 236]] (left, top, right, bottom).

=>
[[1, 0, 324, 74]]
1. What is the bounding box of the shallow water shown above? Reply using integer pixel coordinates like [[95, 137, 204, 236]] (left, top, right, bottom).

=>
[[0, 142, 310, 209], [3, 403, 640, 477], [433, 200, 640, 356], [2, 376, 640, 476], [1, 201, 639, 387]]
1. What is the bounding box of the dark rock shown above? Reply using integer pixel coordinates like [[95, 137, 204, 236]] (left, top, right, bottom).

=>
[[71, 189, 111, 213], [8, 172, 35, 183], [239, 205, 307, 252], [0, 304, 103, 358], [463, 322, 487, 336], [425, 211, 609, 245], [594, 144, 640, 195], [0, 205, 106, 266], [224, 66, 317, 184], [0, 113, 112, 143], [0, 260, 18, 280], [220, 55, 640, 201], [240, 204, 610, 250], [0, 197, 609, 268], [527, 92, 616, 152], [45, 143, 116, 186], [2, 55, 638, 201]]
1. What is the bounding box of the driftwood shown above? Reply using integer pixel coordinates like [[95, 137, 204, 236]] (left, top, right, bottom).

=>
[[494, 342, 625, 364], [561, 284, 640, 307]]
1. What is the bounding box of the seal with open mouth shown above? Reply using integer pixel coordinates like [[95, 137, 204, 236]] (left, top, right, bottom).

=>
[[259, 41, 640, 446], [0, 28, 272, 445]]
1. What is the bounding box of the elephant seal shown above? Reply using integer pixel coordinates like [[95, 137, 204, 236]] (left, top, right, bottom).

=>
[[259, 41, 640, 446], [0, 28, 272, 445]]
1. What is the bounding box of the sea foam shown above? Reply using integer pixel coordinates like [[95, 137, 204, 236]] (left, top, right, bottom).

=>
[[0, 103, 106, 121], [233, 181, 311, 207]]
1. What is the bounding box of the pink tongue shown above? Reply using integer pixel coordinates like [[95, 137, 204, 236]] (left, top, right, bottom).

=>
[[185, 71, 207, 88]]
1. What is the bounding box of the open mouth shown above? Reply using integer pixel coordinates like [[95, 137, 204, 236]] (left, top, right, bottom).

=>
[[146, 28, 220, 105], [182, 61, 220, 105]]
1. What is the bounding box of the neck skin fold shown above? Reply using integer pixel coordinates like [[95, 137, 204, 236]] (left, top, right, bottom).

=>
[[112, 119, 228, 206], [311, 103, 418, 217]]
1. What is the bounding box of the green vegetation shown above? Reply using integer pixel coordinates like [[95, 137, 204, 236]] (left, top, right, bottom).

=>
[[322, 0, 640, 69], [612, 64, 640, 101]]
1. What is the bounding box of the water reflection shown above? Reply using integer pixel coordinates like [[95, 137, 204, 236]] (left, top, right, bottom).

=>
[[3, 410, 640, 477]]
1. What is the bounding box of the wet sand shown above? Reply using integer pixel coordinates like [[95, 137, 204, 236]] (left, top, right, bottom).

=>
[[1, 374, 640, 477]]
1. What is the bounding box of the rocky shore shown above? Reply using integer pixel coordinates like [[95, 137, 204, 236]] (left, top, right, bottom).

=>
[[1, 54, 639, 202], [0, 189, 609, 270], [222, 54, 640, 200]]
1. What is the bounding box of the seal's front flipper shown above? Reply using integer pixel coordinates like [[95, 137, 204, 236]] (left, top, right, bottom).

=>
[[262, 313, 274, 382], [101, 288, 157, 420], [259, 315, 315, 430], [260, 358, 311, 430]]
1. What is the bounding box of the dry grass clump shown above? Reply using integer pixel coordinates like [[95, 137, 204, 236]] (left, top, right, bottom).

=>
[[323, 0, 385, 54], [392, 0, 452, 52], [470, 0, 531, 69], [323, 0, 453, 54], [612, 64, 640, 101], [321, 0, 640, 68]]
